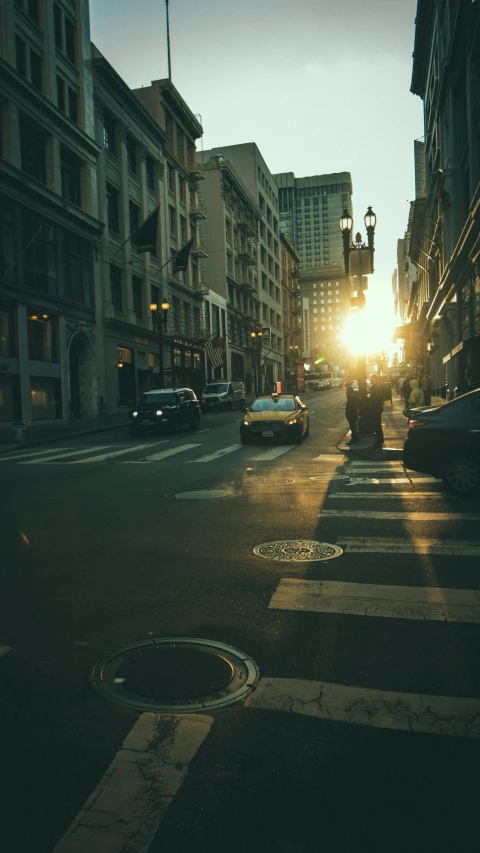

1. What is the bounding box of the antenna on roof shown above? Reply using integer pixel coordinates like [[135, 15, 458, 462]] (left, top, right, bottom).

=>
[[165, 0, 172, 81]]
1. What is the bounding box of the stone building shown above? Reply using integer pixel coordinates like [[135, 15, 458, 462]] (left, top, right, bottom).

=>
[[280, 232, 302, 391], [408, 0, 480, 391], [0, 0, 102, 426]]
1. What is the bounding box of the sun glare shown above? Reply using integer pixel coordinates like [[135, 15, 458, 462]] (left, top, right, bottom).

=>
[[341, 305, 396, 357]]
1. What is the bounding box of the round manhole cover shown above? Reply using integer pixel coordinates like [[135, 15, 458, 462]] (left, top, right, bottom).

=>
[[90, 638, 259, 713], [252, 540, 343, 561], [169, 489, 241, 500]]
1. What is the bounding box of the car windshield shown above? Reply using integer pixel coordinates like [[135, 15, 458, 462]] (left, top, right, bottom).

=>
[[140, 392, 176, 405], [204, 384, 229, 394], [250, 397, 296, 412]]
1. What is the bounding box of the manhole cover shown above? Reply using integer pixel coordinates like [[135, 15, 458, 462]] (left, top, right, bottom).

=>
[[170, 489, 241, 500], [233, 478, 295, 487], [90, 638, 259, 713], [252, 540, 343, 561]]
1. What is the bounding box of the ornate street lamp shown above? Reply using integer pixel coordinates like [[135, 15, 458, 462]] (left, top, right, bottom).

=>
[[250, 330, 263, 395], [149, 297, 170, 386]]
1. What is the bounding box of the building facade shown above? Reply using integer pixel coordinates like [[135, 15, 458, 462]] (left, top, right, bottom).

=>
[[200, 143, 285, 390], [408, 0, 480, 391], [200, 152, 262, 392], [280, 232, 302, 391], [0, 0, 102, 425]]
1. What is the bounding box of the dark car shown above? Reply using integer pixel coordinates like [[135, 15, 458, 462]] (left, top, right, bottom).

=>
[[403, 388, 480, 495], [129, 388, 200, 437], [240, 393, 309, 445]]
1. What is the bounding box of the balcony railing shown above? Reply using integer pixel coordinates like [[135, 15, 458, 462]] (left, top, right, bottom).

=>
[[191, 242, 208, 258], [189, 202, 207, 219]]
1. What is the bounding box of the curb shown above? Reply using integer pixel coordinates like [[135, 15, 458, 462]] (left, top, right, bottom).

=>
[[0, 421, 129, 455]]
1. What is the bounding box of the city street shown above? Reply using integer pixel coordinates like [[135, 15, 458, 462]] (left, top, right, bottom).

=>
[[1, 389, 480, 853]]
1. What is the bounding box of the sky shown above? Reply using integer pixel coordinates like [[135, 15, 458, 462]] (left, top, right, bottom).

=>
[[89, 0, 423, 327]]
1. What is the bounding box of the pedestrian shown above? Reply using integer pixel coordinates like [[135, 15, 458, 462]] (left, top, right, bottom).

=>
[[397, 374, 405, 398], [402, 374, 412, 403], [421, 372, 432, 406], [408, 378, 424, 409], [368, 373, 384, 448], [345, 383, 358, 444]]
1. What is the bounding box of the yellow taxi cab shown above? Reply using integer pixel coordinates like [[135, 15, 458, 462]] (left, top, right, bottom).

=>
[[240, 393, 310, 445]]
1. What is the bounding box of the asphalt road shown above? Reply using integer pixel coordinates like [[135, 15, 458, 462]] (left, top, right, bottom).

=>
[[1, 390, 480, 853]]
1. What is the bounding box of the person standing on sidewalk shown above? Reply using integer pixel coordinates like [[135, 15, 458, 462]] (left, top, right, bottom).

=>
[[345, 383, 359, 444], [368, 373, 384, 448], [408, 378, 425, 409], [421, 372, 432, 406]]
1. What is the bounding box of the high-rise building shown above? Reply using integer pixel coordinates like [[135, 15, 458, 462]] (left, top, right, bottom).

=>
[[273, 171, 353, 369]]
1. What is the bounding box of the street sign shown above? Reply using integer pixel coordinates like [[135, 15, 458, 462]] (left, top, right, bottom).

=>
[[349, 248, 372, 277]]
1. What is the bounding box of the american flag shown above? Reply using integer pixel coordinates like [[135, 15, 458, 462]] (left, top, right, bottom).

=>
[[205, 337, 224, 369]]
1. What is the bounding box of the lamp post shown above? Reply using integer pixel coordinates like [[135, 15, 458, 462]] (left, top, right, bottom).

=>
[[338, 206, 377, 399], [250, 330, 263, 394], [149, 297, 170, 386], [289, 344, 299, 392]]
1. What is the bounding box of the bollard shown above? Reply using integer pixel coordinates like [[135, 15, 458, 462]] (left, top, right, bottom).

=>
[[13, 419, 26, 443]]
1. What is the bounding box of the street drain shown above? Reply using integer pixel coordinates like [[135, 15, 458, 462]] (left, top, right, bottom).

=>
[[252, 539, 343, 561], [168, 489, 242, 500], [90, 638, 259, 713]]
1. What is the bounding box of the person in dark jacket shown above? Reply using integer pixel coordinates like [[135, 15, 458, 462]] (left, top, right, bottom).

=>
[[345, 384, 358, 444], [368, 373, 384, 448]]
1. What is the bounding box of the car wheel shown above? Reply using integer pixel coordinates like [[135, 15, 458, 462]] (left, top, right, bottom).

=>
[[240, 433, 250, 445], [304, 419, 310, 438], [444, 454, 480, 496], [189, 413, 200, 430], [294, 425, 303, 444]]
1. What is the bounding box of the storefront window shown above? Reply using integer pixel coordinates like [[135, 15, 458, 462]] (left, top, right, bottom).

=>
[[117, 346, 133, 364], [0, 375, 20, 421], [0, 304, 16, 357], [148, 352, 158, 369], [173, 348, 182, 367], [193, 352, 201, 371], [30, 376, 62, 420], [27, 312, 59, 362], [184, 350, 192, 368]]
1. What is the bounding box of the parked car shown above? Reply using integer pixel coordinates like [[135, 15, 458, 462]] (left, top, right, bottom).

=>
[[403, 388, 480, 495], [314, 380, 326, 391], [240, 393, 309, 445], [201, 381, 245, 411], [129, 388, 200, 436]]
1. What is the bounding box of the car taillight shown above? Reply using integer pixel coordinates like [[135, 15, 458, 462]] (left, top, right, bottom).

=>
[[407, 419, 428, 432]]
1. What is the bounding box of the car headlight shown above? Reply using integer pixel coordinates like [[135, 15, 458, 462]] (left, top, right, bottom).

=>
[[132, 411, 138, 417], [242, 421, 250, 426], [287, 418, 298, 424], [155, 410, 163, 416]]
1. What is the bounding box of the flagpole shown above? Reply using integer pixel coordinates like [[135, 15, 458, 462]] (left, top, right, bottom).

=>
[[165, 0, 172, 81]]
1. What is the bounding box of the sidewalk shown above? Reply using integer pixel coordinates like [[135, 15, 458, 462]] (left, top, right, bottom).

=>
[[0, 412, 130, 454], [337, 395, 445, 460]]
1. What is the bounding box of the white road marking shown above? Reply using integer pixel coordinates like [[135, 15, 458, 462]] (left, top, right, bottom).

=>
[[22, 446, 113, 464], [127, 443, 201, 463], [269, 578, 480, 623], [70, 444, 153, 463], [313, 454, 342, 462], [196, 429, 211, 433], [53, 713, 213, 852], [186, 444, 242, 463], [349, 461, 406, 468], [320, 510, 480, 521], [251, 445, 296, 460], [345, 477, 437, 485], [344, 468, 409, 474], [337, 537, 480, 556], [245, 678, 480, 738], [328, 491, 445, 500], [0, 646, 11, 658], [0, 445, 97, 463]]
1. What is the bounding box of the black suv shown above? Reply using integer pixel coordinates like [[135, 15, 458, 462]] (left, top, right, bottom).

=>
[[129, 388, 200, 436]]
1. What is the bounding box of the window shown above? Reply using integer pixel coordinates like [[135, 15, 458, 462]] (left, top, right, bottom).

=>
[[61, 148, 81, 206], [64, 16, 75, 62], [15, 36, 26, 76], [180, 215, 187, 243], [53, 4, 62, 48], [106, 185, 119, 234], [110, 266, 122, 312], [126, 135, 137, 174], [30, 50, 42, 91], [129, 202, 140, 247], [132, 276, 143, 319], [146, 156, 155, 191], [103, 114, 116, 155], [179, 176, 186, 204], [27, 0, 39, 24], [169, 205, 176, 237], [56, 75, 65, 111], [20, 118, 45, 184], [67, 88, 77, 123], [27, 312, 58, 362], [168, 165, 175, 195]]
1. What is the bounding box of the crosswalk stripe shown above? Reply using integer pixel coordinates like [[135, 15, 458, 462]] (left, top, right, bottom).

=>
[[337, 537, 480, 556], [21, 446, 112, 464], [328, 491, 445, 500], [0, 646, 11, 658], [313, 454, 342, 462], [0, 445, 88, 463], [320, 510, 480, 520], [345, 467, 407, 474], [268, 578, 480, 623], [350, 461, 405, 467], [70, 444, 153, 463], [245, 677, 480, 739], [251, 446, 295, 460], [345, 477, 438, 485], [186, 444, 242, 463], [128, 443, 201, 463]]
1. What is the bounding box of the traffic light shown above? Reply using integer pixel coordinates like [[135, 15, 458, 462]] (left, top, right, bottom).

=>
[[350, 291, 366, 310]]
